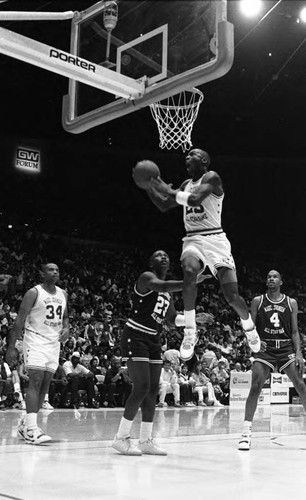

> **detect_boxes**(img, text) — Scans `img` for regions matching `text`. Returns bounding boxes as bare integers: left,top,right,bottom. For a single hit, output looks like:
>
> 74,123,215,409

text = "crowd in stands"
0,223,306,410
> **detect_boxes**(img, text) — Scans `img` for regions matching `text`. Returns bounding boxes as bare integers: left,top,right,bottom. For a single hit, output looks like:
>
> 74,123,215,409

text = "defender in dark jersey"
238,270,306,450
112,250,202,456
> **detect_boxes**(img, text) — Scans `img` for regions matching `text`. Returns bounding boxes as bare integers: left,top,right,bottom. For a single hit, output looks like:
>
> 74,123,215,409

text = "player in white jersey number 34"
6,263,69,445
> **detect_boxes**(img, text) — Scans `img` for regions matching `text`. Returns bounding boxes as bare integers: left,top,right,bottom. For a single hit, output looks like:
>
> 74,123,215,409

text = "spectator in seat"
49,359,68,408
163,342,181,369
89,357,107,406
212,360,230,392
84,318,97,346
0,350,12,408
63,351,95,408
202,344,217,368
104,358,132,408
210,372,227,405
177,363,194,406
244,359,253,372
231,362,242,373
158,360,180,408
210,349,230,371
190,361,223,406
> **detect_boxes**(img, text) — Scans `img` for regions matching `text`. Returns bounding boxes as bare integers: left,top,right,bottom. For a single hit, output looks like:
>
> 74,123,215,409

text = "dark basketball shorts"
254,342,295,373
120,325,163,364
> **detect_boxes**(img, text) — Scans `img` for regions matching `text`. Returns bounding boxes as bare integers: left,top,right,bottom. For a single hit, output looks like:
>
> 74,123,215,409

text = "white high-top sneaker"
242,323,261,353
138,438,167,456
238,433,251,451
180,328,198,361
112,435,142,456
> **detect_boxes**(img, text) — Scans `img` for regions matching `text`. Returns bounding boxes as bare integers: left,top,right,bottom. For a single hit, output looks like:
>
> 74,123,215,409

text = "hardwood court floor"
0,404,306,500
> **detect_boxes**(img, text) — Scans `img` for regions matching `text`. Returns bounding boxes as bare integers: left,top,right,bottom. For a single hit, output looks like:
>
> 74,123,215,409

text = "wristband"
175,314,185,327
175,191,191,206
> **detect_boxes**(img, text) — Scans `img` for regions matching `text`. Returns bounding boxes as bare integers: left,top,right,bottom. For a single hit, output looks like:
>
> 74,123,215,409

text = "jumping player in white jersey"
238,270,306,450
144,148,260,361
6,263,69,444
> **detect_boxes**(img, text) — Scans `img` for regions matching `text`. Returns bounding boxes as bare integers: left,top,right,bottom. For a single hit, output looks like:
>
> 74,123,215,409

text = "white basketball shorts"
181,232,236,277
23,332,60,373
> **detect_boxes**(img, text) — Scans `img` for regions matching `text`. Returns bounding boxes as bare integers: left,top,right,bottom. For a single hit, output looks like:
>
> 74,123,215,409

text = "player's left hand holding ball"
147,177,170,200
151,176,174,197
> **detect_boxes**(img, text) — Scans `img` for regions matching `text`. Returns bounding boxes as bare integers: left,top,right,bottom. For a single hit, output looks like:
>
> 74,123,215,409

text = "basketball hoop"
150,88,204,152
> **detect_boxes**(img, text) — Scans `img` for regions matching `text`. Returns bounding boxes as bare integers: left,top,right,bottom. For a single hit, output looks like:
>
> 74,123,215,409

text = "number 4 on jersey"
270,312,280,328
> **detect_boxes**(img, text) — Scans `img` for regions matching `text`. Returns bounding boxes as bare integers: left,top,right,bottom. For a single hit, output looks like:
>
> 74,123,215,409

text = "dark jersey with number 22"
256,294,292,341
126,285,171,336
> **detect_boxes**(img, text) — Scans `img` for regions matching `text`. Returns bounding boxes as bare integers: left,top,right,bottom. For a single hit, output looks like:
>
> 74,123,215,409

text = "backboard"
62,0,234,133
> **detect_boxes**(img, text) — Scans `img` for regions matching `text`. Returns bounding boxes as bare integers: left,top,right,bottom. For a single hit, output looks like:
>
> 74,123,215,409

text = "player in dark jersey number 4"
112,250,203,456
238,270,306,451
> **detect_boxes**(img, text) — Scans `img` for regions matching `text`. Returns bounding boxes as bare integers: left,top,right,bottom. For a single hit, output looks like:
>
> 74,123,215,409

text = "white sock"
117,417,133,439
207,383,214,401
241,314,254,331
13,383,23,401
14,382,21,392
44,394,49,402
26,413,38,430
184,310,196,330
139,421,153,442
242,421,252,434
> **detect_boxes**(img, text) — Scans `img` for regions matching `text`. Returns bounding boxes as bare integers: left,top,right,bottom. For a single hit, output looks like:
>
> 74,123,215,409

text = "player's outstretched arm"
137,271,205,294
137,271,184,294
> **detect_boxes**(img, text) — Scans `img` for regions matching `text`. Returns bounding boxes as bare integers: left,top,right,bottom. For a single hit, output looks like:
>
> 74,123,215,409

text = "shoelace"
239,434,251,441
247,332,258,342
183,334,197,345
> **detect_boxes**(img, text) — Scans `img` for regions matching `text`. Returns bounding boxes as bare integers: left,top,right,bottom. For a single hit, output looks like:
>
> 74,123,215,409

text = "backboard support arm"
0,26,145,99
0,11,76,21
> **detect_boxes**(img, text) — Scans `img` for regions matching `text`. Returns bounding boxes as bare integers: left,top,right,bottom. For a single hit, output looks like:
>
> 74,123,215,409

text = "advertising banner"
229,372,251,407
270,373,289,403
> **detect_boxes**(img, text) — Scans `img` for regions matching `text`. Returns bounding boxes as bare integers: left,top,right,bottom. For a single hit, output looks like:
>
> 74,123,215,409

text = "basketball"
133,160,160,190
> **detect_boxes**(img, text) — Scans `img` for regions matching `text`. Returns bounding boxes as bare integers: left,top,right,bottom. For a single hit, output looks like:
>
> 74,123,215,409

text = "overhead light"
240,0,263,18
299,7,306,23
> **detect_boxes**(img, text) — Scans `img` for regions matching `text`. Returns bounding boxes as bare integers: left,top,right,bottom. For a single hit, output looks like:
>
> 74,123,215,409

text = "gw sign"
15,147,41,173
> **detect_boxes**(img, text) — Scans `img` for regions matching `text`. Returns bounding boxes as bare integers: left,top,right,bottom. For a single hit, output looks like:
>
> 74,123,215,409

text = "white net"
150,88,204,152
